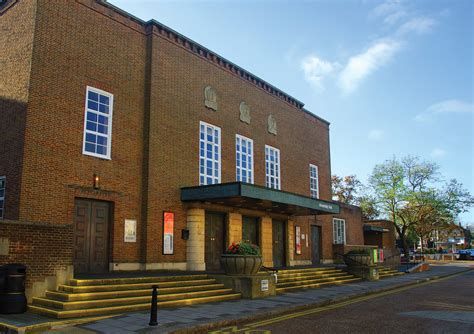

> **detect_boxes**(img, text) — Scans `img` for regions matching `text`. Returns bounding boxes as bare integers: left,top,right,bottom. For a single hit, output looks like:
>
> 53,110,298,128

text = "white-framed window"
333,218,346,245
236,135,254,184
0,176,5,219
265,145,281,190
199,121,221,185
82,86,114,159
309,164,319,199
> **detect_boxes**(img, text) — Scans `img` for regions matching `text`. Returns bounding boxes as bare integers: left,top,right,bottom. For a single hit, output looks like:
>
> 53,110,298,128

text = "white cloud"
301,55,339,90
372,0,406,25
430,148,446,158
368,129,384,141
338,40,401,94
415,100,474,121
427,100,474,114
396,17,436,36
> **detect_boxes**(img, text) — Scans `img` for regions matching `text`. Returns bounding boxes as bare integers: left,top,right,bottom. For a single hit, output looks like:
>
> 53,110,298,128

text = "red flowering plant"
224,242,261,256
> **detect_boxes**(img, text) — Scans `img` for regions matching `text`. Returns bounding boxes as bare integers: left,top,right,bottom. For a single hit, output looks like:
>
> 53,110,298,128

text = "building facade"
0,0,364,295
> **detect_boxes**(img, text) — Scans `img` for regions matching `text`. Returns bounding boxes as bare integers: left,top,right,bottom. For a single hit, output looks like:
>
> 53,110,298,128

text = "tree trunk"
400,230,410,261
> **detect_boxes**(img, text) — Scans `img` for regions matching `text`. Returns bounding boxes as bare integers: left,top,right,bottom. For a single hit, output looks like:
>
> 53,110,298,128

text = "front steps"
276,267,361,293
29,274,241,319
378,266,405,279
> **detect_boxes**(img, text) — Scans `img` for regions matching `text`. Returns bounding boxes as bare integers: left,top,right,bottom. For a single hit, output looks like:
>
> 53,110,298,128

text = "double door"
73,200,110,274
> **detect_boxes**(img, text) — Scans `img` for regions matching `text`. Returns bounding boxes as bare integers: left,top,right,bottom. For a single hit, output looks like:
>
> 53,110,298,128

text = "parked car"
457,249,474,260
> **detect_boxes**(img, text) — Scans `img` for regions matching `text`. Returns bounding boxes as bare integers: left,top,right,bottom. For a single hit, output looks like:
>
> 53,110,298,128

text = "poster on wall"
163,212,174,255
124,219,137,242
295,225,302,255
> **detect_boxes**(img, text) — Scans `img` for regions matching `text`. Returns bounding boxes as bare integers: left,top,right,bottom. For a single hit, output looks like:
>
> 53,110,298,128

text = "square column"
186,208,206,271
227,212,242,246
260,216,273,267
287,219,295,266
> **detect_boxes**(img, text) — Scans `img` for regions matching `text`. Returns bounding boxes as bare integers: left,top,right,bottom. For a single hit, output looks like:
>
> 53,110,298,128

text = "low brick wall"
0,220,74,300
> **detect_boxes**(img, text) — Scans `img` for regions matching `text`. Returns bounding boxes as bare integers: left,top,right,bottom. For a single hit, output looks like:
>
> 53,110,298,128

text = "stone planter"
221,254,263,275
343,254,372,267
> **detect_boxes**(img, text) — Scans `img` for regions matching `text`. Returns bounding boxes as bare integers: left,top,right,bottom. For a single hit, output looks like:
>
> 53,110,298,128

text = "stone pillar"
260,216,273,267
287,219,295,266
186,208,206,271
227,213,242,246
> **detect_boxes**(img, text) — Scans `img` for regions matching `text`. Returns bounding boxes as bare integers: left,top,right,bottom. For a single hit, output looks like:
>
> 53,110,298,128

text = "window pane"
88,101,98,111
85,142,95,153
99,95,109,105
88,91,99,101
86,122,97,132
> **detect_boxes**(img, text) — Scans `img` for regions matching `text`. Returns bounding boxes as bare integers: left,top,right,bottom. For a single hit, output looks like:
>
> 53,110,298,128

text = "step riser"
277,273,348,282
59,279,218,293
276,278,361,293
69,275,209,286
29,294,242,319
277,276,355,288
277,270,342,278
47,284,226,302
33,289,234,310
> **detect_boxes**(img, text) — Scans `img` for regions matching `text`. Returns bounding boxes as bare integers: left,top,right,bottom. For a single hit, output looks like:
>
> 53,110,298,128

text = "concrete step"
277,274,356,288
69,274,209,286
46,283,227,302
29,293,242,319
277,269,342,278
277,267,338,274
276,277,361,293
58,278,218,293
33,288,235,310
277,272,349,283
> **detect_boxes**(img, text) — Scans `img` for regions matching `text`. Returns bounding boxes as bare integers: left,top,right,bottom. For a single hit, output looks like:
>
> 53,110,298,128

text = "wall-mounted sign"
261,279,269,291
295,225,302,255
163,212,174,255
124,219,137,243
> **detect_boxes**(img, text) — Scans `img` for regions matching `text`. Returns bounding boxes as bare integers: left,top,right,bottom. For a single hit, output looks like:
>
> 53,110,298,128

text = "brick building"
0,0,364,297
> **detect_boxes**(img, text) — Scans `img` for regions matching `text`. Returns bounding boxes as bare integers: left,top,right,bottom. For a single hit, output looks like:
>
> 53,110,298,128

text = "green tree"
368,156,474,257
331,174,362,204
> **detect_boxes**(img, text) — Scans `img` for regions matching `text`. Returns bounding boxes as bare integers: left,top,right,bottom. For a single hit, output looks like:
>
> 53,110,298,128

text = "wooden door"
74,200,110,274
242,216,259,245
272,220,286,267
311,225,322,265
205,212,225,272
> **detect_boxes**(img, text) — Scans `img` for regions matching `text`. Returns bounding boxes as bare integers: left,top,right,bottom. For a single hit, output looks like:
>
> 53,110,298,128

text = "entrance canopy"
181,182,339,216
363,225,389,233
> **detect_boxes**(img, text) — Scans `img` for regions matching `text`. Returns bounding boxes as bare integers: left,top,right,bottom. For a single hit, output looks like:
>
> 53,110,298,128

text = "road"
215,270,474,334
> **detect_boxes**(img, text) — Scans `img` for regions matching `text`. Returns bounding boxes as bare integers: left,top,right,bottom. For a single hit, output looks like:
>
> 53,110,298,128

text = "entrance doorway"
205,212,225,272
242,216,259,245
272,219,286,267
311,225,322,265
73,199,110,274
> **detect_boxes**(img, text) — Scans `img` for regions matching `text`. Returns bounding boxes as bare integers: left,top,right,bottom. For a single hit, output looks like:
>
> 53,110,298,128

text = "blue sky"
109,0,473,224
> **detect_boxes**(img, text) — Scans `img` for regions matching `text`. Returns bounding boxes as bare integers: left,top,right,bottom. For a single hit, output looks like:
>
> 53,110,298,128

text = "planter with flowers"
221,242,263,275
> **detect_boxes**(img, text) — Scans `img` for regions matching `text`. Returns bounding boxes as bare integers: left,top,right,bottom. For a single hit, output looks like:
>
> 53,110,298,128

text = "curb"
166,268,473,334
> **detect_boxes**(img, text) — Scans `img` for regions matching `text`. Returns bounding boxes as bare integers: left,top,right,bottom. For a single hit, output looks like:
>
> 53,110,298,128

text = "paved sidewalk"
0,264,472,334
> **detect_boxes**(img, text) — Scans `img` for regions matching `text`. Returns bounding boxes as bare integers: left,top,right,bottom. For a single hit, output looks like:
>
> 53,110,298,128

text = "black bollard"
149,285,158,326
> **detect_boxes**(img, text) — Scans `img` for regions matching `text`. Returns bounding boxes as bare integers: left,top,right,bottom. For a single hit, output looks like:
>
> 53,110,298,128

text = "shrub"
224,242,261,256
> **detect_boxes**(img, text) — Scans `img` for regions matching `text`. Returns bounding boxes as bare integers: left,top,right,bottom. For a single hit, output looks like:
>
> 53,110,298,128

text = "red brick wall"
17,0,147,264
332,203,364,246
0,0,36,220
5,0,336,267
0,220,73,288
